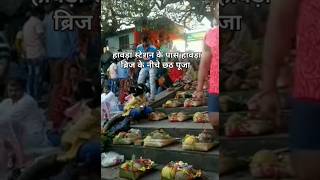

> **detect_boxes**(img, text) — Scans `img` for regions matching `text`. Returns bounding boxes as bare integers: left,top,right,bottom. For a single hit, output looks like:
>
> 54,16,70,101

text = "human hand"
247,90,281,127
192,90,204,101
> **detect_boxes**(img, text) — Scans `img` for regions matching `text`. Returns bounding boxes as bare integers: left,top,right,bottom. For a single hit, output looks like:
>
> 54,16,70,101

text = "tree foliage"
101,0,215,35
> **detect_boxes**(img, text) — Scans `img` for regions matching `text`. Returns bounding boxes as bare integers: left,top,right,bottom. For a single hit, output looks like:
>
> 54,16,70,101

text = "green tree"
101,0,214,35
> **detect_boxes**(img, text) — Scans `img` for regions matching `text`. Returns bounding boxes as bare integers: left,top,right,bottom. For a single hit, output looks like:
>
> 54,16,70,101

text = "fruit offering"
113,129,142,145
193,112,209,123
175,91,193,99
119,157,155,179
250,150,294,178
161,161,204,180
184,99,203,107
182,130,217,152
169,112,190,122
148,112,167,121
162,99,182,108
183,82,197,91
225,113,273,137
143,129,175,147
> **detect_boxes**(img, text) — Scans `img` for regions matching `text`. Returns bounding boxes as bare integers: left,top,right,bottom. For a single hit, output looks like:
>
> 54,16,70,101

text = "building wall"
186,31,206,52
106,32,134,52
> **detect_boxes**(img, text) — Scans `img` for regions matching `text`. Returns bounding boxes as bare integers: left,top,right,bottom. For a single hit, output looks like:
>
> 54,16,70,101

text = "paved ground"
131,118,213,130
111,143,219,155
101,166,219,180
221,171,296,180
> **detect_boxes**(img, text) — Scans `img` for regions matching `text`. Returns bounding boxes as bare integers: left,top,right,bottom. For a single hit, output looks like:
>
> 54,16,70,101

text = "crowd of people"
101,34,199,120
0,1,101,179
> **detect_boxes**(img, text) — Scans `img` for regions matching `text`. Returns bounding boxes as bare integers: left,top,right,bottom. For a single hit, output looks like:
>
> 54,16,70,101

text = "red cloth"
119,79,131,104
168,67,183,83
49,83,73,130
205,28,219,94
294,0,320,101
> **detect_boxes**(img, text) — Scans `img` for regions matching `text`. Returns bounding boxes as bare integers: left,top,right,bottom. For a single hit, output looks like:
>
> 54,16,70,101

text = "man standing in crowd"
22,7,45,100
43,3,78,87
136,36,158,101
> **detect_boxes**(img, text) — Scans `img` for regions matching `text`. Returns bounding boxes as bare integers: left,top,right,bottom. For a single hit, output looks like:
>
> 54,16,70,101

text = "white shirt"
22,16,45,59
101,92,120,113
107,63,117,79
0,94,48,149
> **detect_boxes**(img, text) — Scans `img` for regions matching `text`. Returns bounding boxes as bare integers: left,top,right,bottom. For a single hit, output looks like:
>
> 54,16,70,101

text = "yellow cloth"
122,95,147,116
57,107,100,161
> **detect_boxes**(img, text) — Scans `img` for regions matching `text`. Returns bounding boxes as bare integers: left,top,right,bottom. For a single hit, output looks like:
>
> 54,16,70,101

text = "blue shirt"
43,12,78,59
117,60,129,79
136,44,157,68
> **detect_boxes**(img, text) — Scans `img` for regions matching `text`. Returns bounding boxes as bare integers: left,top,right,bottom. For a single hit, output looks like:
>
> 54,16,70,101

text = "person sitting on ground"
17,84,101,180
183,61,198,83
0,78,50,164
101,87,121,122
157,71,172,93
168,58,184,83
46,80,95,147
106,84,153,136
122,84,153,120
57,82,100,162
63,80,95,126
